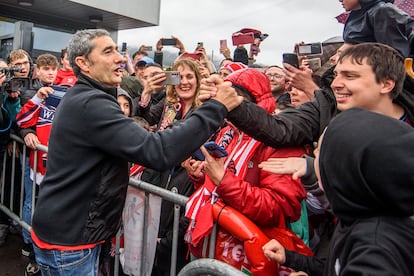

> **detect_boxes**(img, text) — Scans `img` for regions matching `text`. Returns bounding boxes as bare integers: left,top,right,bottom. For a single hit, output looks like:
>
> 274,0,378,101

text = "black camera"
1,66,32,93
1,66,34,108
0,66,21,79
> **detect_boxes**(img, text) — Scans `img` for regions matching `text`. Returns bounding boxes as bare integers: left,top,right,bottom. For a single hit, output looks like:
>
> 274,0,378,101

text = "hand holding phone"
192,142,228,161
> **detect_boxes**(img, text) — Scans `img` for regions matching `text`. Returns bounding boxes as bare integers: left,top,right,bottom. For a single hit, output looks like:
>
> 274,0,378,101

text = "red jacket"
215,126,306,228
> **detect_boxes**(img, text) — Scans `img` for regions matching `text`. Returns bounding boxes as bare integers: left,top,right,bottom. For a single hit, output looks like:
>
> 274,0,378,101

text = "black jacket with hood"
320,108,414,275
31,73,228,246
343,0,414,57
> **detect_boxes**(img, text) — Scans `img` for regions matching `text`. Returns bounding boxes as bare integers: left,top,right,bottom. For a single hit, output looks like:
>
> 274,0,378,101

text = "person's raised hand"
200,146,225,185
259,157,307,180
181,157,205,180
199,74,243,111
283,63,318,99
214,79,243,112
172,36,185,53
199,75,220,102
220,47,231,59
156,38,163,52
146,72,166,93
140,71,166,104
36,86,54,100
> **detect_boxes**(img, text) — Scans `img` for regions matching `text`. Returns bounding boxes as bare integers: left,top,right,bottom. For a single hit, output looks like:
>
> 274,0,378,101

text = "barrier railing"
0,134,234,276
178,258,246,276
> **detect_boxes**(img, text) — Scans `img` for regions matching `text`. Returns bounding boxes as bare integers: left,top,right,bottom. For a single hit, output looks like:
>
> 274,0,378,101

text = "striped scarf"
185,126,262,245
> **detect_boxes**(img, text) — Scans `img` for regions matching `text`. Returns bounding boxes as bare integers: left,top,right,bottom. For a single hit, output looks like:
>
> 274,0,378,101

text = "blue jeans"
33,244,101,276
22,155,33,244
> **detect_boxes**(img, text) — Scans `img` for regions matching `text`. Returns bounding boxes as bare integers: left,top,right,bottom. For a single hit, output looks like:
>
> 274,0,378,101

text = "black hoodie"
320,108,414,275
343,0,414,57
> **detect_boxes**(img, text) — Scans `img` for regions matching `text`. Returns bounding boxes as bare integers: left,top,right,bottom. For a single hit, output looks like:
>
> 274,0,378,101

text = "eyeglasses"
266,73,284,80
12,61,29,68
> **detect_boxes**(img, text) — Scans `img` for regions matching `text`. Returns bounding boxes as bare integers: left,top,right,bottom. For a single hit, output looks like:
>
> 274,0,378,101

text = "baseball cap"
135,56,154,67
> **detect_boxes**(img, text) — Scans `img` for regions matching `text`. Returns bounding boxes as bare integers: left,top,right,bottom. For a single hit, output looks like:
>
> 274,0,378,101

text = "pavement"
0,232,27,276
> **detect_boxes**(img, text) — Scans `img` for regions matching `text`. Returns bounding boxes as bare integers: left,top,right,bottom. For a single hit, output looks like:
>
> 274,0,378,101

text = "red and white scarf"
129,164,145,179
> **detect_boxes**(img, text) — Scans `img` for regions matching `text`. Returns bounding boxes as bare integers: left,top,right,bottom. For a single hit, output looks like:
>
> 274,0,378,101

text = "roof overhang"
0,0,160,33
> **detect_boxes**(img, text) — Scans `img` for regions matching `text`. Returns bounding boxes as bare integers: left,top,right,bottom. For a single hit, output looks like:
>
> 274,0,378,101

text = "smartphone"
163,71,180,85
192,149,205,161
197,42,204,48
192,142,228,161
161,38,177,46
220,39,227,49
121,42,127,52
297,42,323,56
142,45,153,52
181,52,201,61
304,57,322,72
204,142,228,158
231,33,255,46
282,53,299,69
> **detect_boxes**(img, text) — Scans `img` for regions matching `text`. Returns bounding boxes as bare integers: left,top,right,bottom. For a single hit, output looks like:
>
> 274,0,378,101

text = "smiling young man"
200,42,413,148
30,29,242,275
331,43,405,120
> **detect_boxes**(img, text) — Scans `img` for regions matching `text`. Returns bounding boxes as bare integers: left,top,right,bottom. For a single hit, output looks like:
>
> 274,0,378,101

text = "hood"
319,108,414,224
359,0,394,9
225,68,275,114
120,76,142,99
117,87,133,116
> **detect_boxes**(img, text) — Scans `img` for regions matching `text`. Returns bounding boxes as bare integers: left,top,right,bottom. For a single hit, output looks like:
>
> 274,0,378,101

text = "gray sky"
119,0,345,66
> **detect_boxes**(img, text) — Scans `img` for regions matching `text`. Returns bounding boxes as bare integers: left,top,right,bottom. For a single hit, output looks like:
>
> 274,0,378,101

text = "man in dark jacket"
30,29,242,276
341,0,414,57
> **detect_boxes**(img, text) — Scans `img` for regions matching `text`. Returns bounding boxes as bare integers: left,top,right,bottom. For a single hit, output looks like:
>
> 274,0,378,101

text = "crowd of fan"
0,0,414,275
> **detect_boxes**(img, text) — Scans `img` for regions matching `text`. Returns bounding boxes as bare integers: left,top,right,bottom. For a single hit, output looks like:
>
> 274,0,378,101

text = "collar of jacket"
76,73,118,99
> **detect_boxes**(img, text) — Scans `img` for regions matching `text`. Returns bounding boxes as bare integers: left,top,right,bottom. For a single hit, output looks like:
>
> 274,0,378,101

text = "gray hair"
67,29,110,76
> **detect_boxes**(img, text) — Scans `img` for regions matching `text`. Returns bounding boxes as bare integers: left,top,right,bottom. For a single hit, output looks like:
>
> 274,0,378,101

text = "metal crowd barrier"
178,259,246,276
0,134,241,276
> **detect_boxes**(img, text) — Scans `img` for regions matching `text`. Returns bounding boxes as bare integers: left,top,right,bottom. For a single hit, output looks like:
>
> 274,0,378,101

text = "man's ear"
75,56,90,73
380,79,395,95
